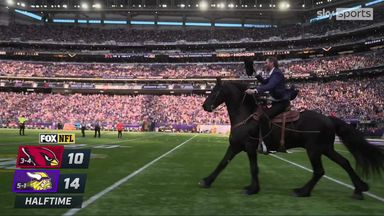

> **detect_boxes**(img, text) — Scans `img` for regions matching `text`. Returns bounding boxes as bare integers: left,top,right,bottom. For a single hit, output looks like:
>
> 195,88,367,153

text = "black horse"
200,78,384,199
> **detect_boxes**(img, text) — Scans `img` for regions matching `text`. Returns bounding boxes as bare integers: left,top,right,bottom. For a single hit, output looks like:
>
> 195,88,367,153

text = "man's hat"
244,59,255,76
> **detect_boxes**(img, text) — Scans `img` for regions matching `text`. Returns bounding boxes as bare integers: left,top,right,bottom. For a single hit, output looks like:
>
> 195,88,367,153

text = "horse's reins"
232,111,260,129
214,104,226,111
232,93,260,129
223,93,255,128
240,93,247,105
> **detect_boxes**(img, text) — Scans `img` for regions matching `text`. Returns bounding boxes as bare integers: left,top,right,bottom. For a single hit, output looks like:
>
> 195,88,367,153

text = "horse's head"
203,78,258,115
202,78,226,112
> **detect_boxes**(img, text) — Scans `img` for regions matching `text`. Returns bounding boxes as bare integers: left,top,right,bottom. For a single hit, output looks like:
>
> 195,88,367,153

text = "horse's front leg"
243,140,260,195
199,145,240,188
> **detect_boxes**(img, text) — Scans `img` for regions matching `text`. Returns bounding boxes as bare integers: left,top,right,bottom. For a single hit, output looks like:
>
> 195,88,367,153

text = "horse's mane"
223,81,256,108
223,81,248,93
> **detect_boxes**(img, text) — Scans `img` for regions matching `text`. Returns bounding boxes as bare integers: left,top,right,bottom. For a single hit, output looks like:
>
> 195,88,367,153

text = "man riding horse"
201,73,383,198
244,57,292,152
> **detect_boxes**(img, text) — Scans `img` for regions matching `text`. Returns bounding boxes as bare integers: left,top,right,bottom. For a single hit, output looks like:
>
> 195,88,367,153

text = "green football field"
0,129,383,215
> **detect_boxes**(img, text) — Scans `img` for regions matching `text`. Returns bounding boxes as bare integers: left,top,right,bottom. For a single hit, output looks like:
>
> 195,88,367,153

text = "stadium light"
20,2,25,7
6,0,14,6
92,3,101,9
278,1,290,10
63,4,67,8
199,1,208,10
228,3,235,8
81,3,89,9
217,3,225,9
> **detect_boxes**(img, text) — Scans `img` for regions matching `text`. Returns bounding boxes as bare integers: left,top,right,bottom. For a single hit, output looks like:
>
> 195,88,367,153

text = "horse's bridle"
209,87,226,112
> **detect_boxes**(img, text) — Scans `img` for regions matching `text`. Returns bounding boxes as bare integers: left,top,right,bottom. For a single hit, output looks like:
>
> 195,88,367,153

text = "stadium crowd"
0,61,242,78
282,54,384,76
1,53,383,78
0,92,228,128
0,77,382,128
0,13,383,43
292,77,383,121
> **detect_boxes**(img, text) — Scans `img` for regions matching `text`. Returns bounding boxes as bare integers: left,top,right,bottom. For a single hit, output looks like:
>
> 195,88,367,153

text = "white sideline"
270,154,384,203
63,134,198,216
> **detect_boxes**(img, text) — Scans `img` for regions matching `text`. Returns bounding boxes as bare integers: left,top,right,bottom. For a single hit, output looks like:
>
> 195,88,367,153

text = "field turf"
0,129,383,215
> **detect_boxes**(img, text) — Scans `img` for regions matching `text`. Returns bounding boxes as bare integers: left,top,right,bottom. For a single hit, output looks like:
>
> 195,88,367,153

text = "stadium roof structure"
2,0,383,26
2,0,372,11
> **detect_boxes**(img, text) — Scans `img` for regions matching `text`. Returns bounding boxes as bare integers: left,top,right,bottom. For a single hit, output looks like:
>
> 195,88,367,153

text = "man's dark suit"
255,68,290,151
256,68,290,101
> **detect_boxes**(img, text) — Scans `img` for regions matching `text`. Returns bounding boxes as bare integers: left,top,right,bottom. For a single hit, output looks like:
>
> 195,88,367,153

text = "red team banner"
16,146,64,169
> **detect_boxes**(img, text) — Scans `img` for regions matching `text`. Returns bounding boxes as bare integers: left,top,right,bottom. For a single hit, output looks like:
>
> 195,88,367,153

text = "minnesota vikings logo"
26,172,52,191
16,146,64,168
12,170,60,193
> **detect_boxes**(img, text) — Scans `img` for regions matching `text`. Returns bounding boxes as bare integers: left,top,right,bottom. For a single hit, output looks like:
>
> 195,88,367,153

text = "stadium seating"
0,77,382,128
0,53,382,78
0,15,383,43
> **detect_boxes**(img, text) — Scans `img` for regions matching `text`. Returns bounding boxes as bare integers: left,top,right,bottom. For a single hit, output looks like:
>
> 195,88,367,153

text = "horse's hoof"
198,179,211,188
360,182,369,192
243,187,260,195
352,191,364,200
243,185,252,190
292,188,310,197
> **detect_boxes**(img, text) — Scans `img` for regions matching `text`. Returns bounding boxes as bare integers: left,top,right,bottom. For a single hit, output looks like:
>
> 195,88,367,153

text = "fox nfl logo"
39,134,75,144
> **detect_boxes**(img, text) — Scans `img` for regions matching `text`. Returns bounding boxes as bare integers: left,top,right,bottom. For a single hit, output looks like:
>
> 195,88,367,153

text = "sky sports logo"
317,8,373,21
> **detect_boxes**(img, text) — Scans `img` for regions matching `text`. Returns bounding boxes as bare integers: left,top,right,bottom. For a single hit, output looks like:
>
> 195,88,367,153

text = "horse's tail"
329,116,384,177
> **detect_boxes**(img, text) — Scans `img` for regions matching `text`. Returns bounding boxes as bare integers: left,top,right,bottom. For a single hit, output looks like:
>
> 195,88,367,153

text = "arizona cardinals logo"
16,146,64,168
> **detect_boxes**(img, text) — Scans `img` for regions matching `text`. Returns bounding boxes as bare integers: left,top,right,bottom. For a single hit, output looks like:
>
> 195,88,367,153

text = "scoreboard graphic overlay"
13,134,91,208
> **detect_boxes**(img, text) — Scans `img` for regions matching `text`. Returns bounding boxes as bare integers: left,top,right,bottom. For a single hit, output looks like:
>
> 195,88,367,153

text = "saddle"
271,106,300,152
272,106,300,123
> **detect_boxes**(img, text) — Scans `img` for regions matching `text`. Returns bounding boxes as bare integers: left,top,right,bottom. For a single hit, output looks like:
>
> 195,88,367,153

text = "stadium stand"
0,77,382,129
0,52,383,78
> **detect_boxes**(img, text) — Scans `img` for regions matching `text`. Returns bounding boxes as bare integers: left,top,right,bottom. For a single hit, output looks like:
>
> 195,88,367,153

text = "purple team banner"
12,170,60,193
